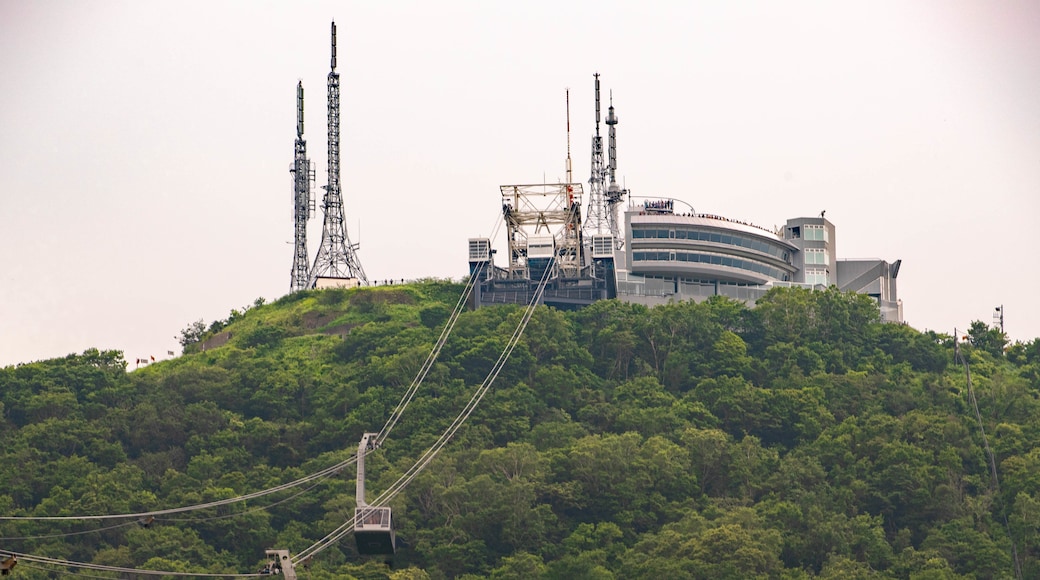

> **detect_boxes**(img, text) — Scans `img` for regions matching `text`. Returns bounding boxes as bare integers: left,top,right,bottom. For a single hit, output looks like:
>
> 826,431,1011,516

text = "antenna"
296,81,304,138
309,20,368,287
565,88,572,184
604,89,627,246
595,73,601,137
585,73,607,235
606,90,617,185
330,20,337,71
290,81,314,292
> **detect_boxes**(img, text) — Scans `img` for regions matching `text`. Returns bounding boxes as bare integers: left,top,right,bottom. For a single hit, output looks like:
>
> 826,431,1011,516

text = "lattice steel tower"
584,73,608,236
290,81,315,293
604,93,628,245
309,21,368,287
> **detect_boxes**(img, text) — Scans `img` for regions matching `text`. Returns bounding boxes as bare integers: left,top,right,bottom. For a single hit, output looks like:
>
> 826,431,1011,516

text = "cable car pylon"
259,549,297,579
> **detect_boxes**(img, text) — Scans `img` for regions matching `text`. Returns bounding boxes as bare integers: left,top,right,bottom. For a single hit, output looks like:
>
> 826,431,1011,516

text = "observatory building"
616,206,902,322
467,74,902,322
469,200,902,323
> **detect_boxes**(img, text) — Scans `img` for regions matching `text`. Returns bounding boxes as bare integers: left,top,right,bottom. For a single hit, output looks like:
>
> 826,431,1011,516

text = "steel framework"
584,73,608,236
290,81,315,293
501,183,585,280
309,21,368,287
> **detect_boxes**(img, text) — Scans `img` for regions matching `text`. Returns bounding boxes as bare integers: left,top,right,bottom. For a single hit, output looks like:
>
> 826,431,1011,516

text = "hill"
1,281,1039,579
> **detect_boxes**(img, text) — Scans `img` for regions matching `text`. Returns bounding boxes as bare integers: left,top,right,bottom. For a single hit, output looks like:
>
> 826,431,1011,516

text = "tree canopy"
1,281,1037,579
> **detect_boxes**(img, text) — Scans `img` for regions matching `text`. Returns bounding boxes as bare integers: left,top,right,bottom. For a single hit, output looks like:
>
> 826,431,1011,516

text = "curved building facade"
614,201,902,322
626,207,798,285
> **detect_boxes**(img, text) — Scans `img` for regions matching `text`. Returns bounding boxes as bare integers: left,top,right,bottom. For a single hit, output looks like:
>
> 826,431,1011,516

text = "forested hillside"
2,281,1039,579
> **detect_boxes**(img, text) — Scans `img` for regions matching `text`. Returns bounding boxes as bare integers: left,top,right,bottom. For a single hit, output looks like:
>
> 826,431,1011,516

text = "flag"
150,355,155,362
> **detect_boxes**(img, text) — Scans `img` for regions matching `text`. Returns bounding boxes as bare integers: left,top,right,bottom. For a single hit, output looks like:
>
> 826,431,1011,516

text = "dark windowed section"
631,227,791,263
632,251,790,281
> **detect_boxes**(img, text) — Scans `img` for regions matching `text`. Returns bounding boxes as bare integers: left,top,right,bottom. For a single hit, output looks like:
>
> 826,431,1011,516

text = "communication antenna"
604,90,627,245
290,81,316,293
308,21,369,287
565,88,573,185
585,73,607,235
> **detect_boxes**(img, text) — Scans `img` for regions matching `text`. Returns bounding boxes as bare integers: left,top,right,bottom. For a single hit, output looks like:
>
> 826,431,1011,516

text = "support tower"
584,73,608,235
290,81,315,293
309,21,368,288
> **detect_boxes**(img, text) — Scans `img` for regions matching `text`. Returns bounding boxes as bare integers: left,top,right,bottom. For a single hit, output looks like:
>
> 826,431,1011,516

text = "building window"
804,268,828,285
630,226,794,262
804,224,828,241
804,247,829,265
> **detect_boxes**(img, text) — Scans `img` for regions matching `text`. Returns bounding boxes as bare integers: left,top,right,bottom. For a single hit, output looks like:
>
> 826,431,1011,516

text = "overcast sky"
2,1,1038,367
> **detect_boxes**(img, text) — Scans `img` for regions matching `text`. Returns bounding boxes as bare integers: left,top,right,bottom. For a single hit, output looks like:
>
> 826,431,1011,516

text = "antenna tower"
309,21,368,287
604,91,627,244
584,73,607,235
290,81,316,292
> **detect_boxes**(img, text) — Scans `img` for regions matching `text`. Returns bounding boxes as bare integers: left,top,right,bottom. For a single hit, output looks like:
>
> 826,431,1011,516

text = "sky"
1,1,1038,367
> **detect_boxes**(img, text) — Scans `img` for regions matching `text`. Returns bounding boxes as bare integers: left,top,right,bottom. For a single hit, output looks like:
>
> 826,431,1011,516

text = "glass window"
804,268,828,285
804,248,829,265
803,224,828,242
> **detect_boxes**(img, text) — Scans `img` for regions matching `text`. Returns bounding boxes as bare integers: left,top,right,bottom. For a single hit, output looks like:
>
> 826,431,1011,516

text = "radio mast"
309,21,368,287
584,73,607,235
290,81,315,293
604,91,627,245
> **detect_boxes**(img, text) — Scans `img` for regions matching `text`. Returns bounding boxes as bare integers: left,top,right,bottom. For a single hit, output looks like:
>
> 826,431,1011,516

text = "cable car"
354,505,395,555
354,433,397,556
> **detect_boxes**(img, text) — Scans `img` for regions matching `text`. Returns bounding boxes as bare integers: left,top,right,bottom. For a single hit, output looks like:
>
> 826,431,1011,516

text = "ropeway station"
468,183,618,310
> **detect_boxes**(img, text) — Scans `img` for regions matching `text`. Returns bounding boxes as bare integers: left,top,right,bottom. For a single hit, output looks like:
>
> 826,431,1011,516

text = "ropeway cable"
0,454,357,522
954,333,1023,580
0,519,140,541
0,467,339,538
0,222,512,575
0,216,504,525
295,257,552,562
18,561,133,579
159,475,332,524
375,213,505,446
4,550,265,577
294,255,554,563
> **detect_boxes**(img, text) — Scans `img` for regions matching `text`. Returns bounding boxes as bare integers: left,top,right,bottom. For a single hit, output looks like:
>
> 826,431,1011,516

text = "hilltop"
1,281,1039,579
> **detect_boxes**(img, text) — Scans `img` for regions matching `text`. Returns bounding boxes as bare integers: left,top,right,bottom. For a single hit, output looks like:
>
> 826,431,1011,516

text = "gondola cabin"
354,506,395,555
